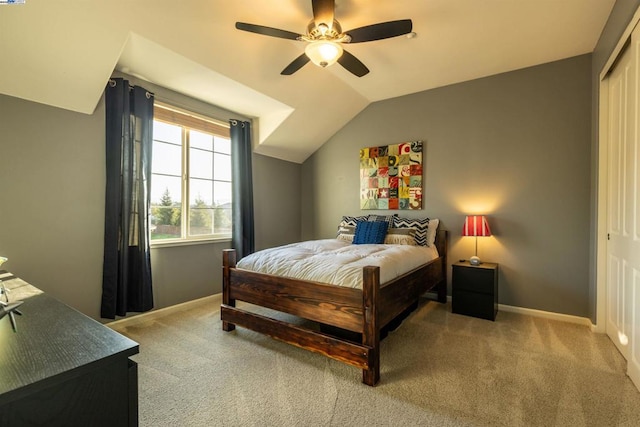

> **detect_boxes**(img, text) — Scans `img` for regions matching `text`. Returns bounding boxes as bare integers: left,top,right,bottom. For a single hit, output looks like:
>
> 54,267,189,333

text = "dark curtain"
230,119,255,259
101,78,154,319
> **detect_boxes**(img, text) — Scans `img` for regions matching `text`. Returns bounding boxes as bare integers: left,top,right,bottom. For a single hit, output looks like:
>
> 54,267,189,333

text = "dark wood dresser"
0,272,139,426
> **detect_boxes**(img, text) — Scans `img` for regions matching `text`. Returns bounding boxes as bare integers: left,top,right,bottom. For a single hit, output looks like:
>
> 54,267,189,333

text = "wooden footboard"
221,230,448,386
222,250,382,384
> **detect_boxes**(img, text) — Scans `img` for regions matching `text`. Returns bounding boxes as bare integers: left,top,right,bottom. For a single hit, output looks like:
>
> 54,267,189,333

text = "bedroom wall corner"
301,54,593,318
589,0,640,325
253,153,302,249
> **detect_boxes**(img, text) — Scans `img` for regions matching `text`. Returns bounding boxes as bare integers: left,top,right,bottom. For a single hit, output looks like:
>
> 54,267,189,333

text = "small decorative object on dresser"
0,259,23,332
452,261,498,321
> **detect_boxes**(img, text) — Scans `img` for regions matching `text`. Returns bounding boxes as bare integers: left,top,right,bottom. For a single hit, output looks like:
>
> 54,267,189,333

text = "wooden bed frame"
221,230,447,386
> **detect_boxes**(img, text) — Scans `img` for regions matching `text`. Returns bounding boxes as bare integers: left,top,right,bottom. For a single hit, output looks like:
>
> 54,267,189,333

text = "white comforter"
236,239,439,289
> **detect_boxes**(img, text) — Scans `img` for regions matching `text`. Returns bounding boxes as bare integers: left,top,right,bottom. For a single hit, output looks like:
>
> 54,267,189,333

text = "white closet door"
607,26,640,388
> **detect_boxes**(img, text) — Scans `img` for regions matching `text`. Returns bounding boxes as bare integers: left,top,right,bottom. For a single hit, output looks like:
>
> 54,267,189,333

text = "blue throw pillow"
353,220,389,244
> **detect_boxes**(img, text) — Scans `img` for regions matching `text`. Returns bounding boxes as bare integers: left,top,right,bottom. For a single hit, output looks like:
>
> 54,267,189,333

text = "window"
150,103,232,242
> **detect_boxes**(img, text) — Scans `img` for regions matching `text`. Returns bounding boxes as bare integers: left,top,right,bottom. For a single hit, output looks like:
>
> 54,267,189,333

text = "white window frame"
150,102,232,246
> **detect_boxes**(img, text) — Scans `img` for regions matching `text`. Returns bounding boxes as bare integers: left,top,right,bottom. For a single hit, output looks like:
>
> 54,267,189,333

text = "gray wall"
1,94,106,318
302,54,592,317
254,154,301,251
589,0,640,322
0,91,301,320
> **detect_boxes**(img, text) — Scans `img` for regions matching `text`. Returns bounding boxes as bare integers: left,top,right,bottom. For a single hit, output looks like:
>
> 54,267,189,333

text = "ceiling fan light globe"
305,41,343,68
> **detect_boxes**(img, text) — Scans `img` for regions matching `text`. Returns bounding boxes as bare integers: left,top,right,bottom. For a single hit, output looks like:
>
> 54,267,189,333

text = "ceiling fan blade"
281,53,311,75
337,50,369,77
345,19,413,43
312,0,335,28
236,22,302,40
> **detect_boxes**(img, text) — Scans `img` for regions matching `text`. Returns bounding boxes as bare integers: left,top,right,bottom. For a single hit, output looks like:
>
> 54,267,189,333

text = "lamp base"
469,256,481,266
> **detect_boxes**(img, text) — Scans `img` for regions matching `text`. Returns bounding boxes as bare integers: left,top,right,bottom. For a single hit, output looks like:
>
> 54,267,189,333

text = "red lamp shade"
462,215,492,237
462,215,491,265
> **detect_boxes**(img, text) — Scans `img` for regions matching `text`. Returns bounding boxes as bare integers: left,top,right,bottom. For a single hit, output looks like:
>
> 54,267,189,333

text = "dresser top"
0,271,139,404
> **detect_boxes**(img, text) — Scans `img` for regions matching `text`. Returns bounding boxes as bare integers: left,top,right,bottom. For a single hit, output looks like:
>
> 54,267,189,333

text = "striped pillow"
339,215,368,228
393,217,439,247
367,214,397,227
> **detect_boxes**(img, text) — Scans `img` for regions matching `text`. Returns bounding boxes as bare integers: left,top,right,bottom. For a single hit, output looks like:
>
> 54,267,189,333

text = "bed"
221,223,447,386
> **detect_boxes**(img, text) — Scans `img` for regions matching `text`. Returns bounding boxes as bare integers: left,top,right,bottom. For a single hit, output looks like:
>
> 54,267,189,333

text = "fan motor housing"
307,19,342,40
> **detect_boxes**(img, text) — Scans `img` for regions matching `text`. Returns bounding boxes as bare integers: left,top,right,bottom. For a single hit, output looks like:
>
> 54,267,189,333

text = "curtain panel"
101,78,154,319
230,119,255,259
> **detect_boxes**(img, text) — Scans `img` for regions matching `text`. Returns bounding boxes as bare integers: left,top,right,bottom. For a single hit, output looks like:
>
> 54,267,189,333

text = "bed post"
436,230,448,303
362,266,380,386
222,249,237,332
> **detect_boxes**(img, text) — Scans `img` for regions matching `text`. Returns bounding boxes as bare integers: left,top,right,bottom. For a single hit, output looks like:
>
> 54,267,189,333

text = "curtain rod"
108,79,153,99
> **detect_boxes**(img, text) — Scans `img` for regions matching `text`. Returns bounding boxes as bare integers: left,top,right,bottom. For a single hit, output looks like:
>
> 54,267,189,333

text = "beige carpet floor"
112,296,640,426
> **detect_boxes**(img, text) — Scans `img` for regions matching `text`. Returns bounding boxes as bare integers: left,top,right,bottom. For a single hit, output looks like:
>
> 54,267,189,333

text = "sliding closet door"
606,26,640,388
606,39,630,360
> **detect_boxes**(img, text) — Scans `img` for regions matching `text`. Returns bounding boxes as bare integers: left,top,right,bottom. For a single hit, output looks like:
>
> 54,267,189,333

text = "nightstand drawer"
452,290,496,321
452,264,497,294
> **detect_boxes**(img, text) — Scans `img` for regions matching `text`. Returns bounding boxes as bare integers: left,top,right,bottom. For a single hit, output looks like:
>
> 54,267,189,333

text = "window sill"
150,237,231,249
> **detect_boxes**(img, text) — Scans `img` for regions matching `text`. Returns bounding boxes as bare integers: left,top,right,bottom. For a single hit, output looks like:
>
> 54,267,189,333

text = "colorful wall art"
359,141,423,210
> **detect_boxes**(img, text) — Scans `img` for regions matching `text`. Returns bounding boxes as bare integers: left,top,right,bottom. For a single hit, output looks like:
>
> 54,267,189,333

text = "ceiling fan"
235,0,413,77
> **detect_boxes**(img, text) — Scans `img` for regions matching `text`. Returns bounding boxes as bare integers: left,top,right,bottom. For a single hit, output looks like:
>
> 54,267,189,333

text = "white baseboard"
445,295,594,328
497,303,593,327
107,294,221,330
111,293,595,330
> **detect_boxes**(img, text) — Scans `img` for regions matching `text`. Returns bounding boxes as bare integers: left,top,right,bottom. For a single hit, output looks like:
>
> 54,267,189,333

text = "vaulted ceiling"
0,0,615,163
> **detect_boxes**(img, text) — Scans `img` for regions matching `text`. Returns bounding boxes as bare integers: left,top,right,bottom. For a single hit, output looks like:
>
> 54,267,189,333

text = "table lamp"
462,215,491,265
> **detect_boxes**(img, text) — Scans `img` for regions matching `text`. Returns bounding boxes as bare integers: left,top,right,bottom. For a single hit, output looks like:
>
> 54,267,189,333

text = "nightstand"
452,261,498,321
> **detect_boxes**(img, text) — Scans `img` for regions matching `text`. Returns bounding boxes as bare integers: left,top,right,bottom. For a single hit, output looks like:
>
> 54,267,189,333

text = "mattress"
236,239,439,289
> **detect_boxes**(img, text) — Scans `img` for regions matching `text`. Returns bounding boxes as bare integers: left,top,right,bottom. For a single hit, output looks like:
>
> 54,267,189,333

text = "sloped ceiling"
0,0,615,163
